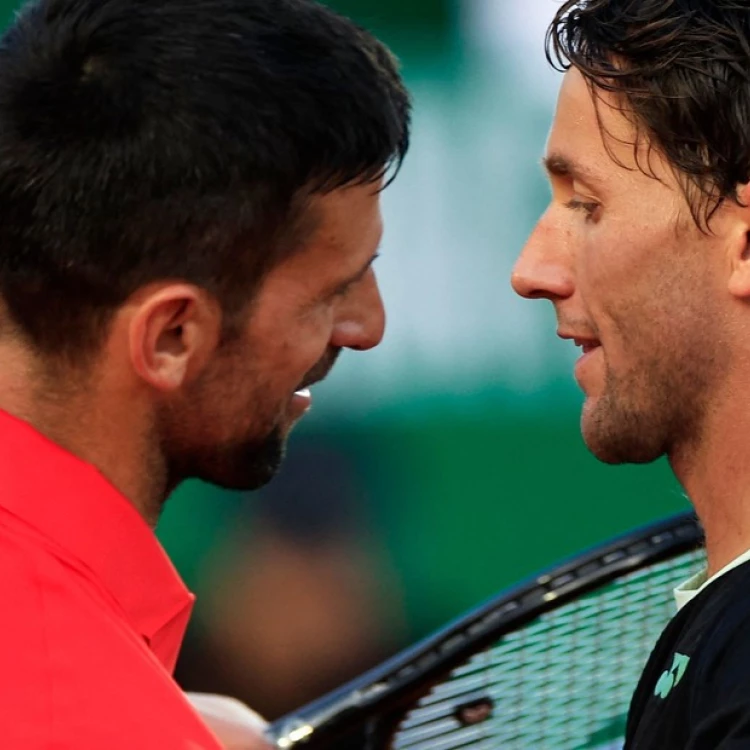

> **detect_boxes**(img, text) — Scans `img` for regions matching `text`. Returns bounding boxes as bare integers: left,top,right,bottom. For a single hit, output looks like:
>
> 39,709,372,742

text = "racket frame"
266,512,703,748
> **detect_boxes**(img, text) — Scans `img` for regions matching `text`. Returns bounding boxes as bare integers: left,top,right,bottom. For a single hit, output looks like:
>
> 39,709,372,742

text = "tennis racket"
265,512,703,749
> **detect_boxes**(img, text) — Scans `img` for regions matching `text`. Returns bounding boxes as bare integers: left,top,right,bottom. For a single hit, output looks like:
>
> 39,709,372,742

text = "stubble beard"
159,346,339,498
581,336,720,466
202,424,287,490
158,357,290,496
164,419,288,493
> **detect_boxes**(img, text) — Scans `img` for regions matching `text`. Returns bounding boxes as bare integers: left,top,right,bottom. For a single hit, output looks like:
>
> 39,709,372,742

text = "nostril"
510,272,538,300
511,268,574,302
527,289,556,300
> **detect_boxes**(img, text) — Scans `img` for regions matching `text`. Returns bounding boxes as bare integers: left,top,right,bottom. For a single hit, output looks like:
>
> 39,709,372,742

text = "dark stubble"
581,312,725,466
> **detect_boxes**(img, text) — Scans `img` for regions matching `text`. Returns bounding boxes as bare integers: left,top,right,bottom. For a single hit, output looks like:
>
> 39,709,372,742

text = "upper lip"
295,354,339,392
295,375,321,391
557,331,601,348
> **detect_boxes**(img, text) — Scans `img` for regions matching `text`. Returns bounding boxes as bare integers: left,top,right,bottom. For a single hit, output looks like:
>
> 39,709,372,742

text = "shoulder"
687,563,750,708
0,512,55,654
0,513,219,748
0,512,72,744
626,563,750,748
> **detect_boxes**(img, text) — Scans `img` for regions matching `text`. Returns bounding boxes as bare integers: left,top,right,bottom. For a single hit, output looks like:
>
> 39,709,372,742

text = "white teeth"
294,388,311,398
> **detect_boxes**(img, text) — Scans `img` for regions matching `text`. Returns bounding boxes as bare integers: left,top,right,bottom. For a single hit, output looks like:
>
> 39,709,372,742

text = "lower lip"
290,388,312,418
574,346,602,382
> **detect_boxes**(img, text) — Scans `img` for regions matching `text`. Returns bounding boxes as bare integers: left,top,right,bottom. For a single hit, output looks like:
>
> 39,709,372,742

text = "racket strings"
390,550,704,750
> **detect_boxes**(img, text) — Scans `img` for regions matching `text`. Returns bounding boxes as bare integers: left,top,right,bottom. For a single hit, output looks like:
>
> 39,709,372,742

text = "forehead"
313,181,384,247
265,182,383,285
300,184,383,281
546,68,674,192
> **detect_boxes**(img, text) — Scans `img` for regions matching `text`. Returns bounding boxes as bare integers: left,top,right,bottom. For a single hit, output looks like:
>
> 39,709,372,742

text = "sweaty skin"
513,68,750,577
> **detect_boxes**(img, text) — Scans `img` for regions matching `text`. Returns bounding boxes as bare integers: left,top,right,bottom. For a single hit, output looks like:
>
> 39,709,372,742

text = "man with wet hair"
513,1,750,747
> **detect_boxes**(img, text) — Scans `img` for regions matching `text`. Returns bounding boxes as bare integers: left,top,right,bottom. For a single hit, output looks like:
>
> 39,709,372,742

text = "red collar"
0,408,194,672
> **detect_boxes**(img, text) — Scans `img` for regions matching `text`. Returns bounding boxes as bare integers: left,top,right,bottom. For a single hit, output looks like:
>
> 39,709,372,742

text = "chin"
176,426,289,491
581,401,665,466
207,462,281,492
227,434,287,490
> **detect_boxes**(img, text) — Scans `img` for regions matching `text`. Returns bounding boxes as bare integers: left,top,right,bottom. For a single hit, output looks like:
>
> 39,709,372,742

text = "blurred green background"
0,0,688,723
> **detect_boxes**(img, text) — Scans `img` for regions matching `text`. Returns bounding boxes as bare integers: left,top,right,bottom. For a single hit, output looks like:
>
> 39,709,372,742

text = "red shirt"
0,409,223,749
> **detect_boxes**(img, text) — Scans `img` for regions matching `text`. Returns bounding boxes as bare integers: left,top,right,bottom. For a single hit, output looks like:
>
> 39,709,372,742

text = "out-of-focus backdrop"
0,0,689,727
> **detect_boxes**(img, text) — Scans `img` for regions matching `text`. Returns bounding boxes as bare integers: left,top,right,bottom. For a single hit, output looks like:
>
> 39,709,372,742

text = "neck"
670,379,750,577
0,341,167,527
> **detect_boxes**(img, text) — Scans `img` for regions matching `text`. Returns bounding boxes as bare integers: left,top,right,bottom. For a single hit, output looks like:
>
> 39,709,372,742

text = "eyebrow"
542,153,604,191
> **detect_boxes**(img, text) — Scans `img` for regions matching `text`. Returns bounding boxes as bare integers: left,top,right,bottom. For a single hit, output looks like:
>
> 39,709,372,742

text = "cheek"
576,229,626,325
584,227,712,372
195,360,265,436
576,225,669,362
260,309,334,383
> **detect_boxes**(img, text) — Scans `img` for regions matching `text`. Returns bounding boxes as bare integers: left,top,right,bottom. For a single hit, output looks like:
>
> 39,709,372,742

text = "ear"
727,183,750,299
127,284,222,392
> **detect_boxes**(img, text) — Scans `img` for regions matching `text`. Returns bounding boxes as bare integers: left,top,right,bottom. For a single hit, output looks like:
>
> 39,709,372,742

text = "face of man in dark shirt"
511,68,736,467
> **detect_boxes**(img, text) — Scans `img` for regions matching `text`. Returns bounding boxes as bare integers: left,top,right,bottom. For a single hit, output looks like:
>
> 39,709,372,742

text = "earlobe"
727,231,750,299
726,185,750,299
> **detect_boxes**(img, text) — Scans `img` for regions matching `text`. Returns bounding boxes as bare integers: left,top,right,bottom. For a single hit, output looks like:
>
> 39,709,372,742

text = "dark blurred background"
0,0,689,732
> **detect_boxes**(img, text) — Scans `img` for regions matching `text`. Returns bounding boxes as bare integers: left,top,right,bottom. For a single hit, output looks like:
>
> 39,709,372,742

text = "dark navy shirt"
627,559,750,749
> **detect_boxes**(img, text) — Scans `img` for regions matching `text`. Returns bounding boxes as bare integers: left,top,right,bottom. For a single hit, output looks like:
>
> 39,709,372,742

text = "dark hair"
546,0,750,228
0,0,410,362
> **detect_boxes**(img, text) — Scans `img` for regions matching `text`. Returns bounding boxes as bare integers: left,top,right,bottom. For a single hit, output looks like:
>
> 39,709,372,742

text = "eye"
564,198,600,223
331,278,357,299
331,259,379,299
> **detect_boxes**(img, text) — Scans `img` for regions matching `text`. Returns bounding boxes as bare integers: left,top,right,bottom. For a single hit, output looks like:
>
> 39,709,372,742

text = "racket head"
266,512,703,749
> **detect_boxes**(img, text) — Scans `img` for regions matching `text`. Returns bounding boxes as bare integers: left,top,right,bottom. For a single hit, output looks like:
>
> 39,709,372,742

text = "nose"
330,269,386,351
511,210,575,301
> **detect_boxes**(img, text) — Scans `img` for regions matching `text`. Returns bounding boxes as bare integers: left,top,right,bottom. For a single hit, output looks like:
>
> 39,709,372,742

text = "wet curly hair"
547,0,750,227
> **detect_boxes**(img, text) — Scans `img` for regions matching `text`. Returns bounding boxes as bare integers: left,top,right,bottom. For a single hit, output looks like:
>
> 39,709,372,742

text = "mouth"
288,350,341,420
573,338,602,355
558,331,603,389
289,386,313,421
561,333,603,390
293,350,339,396
292,376,321,403
557,329,602,353
288,371,328,418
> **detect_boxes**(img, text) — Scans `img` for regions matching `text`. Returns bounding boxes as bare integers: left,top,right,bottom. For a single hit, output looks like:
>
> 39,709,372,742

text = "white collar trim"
674,547,750,611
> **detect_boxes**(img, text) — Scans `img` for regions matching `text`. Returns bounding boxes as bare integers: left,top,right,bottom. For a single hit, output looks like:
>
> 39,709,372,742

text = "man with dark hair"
512,1,750,748
0,0,410,747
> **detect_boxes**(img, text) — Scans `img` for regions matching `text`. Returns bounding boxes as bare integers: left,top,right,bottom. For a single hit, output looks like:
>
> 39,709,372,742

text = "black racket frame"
266,512,703,749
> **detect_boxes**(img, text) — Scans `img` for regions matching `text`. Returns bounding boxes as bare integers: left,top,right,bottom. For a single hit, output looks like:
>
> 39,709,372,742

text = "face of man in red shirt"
0,180,386,525
109,182,386,503
0,0,407,533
